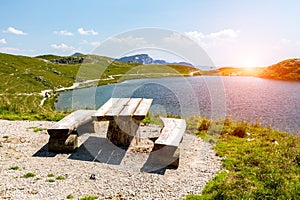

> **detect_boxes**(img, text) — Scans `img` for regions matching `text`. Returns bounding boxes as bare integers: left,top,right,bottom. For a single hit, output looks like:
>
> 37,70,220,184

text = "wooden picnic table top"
93,98,153,120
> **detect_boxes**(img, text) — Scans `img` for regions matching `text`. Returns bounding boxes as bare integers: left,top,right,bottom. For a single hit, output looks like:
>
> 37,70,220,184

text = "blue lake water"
56,76,300,134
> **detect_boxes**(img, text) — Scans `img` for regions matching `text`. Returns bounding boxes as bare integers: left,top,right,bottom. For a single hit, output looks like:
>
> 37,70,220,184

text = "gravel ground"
0,120,222,200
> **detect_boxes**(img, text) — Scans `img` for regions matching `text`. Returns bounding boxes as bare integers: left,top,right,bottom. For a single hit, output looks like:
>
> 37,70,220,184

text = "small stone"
90,174,96,180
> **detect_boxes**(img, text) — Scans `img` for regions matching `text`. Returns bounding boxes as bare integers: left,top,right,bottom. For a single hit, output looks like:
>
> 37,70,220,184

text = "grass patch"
8,166,19,170
56,175,65,180
67,194,74,199
46,179,55,183
80,196,98,200
2,135,9,139
185,117,300,199
22,172,36,178
47,173,54,177
27,126,47,132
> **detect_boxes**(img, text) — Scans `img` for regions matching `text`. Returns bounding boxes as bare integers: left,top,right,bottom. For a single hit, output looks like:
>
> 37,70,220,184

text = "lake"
56,76,300,134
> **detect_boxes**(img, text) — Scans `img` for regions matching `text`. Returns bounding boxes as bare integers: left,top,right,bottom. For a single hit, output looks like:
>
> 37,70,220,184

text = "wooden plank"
119,98,142,116
106,98,130,116
133,98,153,117
155,117,186,147
48,109,96,137
93,98,119,117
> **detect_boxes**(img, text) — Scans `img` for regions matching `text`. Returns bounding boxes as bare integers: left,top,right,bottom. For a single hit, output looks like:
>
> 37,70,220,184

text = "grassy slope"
202,67,266,77
0,53,78,94
185,118,300,200
202,58,300,81
259,58,300,81
0,53,199,120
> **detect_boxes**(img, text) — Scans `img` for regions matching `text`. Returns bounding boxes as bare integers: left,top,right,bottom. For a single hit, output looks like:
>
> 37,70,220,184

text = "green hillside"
0,53,78,94
259,58,300,81
0,52,199,120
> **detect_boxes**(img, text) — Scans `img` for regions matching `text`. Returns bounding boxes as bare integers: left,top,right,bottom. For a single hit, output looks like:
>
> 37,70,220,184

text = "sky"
0,0,300,67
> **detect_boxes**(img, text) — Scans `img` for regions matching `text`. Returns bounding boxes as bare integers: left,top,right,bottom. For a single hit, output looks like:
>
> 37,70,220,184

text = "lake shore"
0,120,222,200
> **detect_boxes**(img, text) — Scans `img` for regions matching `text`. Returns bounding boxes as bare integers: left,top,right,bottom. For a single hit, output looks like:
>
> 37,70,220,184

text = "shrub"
197,118,210,131
67,194,74,199
232,126,246,138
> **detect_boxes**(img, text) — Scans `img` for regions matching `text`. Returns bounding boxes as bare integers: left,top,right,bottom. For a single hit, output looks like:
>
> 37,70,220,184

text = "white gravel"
0,120,222,200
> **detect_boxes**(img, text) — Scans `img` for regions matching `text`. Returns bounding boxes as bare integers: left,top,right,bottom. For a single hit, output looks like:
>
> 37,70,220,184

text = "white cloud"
53,30,73,36
185,29,240,47
0,38,6,44
51,43,77,52
207,29,239,39
5,26,27,35
0,47,21,53
77,27,98,36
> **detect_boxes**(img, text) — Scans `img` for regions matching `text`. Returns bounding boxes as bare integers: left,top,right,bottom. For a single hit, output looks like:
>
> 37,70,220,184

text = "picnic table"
92,98,153,148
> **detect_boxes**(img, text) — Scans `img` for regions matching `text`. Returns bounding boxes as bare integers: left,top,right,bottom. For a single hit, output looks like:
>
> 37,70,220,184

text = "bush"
197,118,210,131
232,126,247,138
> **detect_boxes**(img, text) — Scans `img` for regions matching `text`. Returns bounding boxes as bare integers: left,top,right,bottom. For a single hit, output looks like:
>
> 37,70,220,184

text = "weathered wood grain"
48,110,96,137
155,117,186,147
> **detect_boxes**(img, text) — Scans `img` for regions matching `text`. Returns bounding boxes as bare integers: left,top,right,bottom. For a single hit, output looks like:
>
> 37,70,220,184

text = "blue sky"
0,0,300,67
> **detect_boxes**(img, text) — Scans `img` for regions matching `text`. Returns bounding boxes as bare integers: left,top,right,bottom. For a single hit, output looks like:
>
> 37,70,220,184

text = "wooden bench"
47,109,96,152
153,117,186,168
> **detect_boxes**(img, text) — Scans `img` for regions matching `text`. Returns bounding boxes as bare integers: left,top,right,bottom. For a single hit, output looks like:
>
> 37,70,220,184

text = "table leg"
107,117,140,148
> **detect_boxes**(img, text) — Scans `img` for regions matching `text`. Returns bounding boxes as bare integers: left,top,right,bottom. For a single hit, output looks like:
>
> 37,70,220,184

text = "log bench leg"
48,133,78,153
106,117,140,148
152,144,180,168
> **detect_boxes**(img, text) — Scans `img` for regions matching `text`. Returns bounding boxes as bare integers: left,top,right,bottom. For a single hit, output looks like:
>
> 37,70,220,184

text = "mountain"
72,52,83,56
259,58,300,81
116,54,194,67
116,54,153,64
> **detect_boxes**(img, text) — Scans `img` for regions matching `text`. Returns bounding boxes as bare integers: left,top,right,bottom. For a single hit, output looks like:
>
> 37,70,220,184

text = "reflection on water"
56,76,300,134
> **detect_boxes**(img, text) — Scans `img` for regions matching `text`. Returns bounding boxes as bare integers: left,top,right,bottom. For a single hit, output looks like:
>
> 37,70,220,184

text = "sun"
241,58,259,69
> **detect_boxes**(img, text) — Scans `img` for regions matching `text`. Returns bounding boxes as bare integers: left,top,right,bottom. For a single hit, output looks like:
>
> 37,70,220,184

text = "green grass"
8,166,19,170
47,173,54,177
56,175,66,180
80,196,98,200
27,126,47,132
2,135,9,138
66,194,74,199
46,179,55,183
22,172,36,178
185,117,300,199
